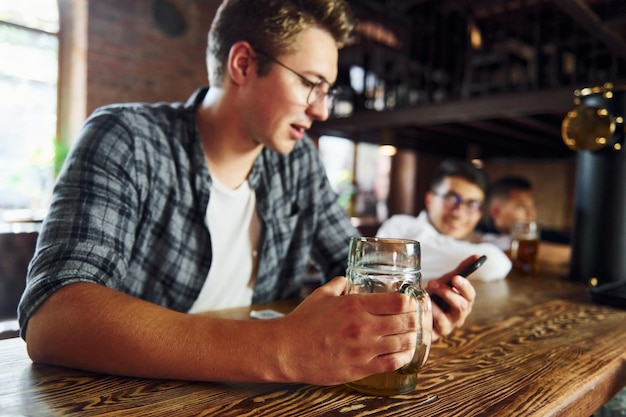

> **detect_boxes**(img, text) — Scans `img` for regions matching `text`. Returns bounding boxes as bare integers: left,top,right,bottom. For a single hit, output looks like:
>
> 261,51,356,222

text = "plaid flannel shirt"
18,88,359,335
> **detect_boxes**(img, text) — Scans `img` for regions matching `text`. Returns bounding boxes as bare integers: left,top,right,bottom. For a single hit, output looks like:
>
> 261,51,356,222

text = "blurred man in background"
476,175,571,268
377,159,512,282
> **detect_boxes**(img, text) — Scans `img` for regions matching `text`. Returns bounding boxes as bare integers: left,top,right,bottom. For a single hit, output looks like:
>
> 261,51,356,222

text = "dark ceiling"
311,0,626,160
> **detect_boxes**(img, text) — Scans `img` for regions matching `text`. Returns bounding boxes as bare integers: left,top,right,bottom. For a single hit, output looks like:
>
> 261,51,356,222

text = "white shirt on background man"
377,211,511,281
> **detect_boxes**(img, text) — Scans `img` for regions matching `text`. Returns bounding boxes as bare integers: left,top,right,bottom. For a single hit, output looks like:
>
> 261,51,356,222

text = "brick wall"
86,0,220,113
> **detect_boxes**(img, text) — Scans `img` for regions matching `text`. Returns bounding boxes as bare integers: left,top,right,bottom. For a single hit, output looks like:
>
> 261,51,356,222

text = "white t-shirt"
188,179,260,313
376,211,511,281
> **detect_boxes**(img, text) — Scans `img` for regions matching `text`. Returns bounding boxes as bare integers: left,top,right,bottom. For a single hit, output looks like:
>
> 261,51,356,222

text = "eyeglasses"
255,49,340,110
433,191,483,214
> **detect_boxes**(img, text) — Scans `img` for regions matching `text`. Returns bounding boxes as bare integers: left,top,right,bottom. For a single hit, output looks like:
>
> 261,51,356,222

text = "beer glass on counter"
344,237,432,396
510,221,540,275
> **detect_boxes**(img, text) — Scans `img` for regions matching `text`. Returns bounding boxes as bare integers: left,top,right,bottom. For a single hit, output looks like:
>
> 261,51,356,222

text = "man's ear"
227,41,255,86
424,191,434,211
489,204,501,219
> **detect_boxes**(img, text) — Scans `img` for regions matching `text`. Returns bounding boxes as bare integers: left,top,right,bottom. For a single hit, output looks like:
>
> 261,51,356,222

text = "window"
0,1,59,219
318,136,392,222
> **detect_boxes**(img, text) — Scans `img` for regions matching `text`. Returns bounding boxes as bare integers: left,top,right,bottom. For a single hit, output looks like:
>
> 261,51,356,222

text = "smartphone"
456,254,487,280
432,255,487,312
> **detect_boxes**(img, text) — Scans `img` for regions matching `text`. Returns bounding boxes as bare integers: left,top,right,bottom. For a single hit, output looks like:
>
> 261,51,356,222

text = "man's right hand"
273,276,419,385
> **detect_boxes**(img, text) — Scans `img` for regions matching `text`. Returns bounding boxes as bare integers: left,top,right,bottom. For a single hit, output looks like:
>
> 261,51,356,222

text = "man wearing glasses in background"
18,0,477,386
378,158,511,281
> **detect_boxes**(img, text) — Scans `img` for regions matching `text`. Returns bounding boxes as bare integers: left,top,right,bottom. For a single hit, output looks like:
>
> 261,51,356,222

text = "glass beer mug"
345,237,432,396
510,221,540,275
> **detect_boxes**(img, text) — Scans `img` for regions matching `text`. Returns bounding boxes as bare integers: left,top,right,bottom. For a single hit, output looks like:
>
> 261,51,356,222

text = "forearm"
25,279,420,386
25,283,286,383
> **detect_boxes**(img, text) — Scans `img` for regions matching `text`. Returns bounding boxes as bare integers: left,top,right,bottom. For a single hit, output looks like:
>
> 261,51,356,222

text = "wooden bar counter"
1,270,625,416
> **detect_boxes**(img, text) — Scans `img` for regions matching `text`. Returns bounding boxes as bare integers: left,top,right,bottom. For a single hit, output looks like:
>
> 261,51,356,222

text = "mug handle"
396,285,432,373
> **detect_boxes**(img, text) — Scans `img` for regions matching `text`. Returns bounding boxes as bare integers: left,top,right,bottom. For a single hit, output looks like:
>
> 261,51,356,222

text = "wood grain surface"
1,271,625,416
